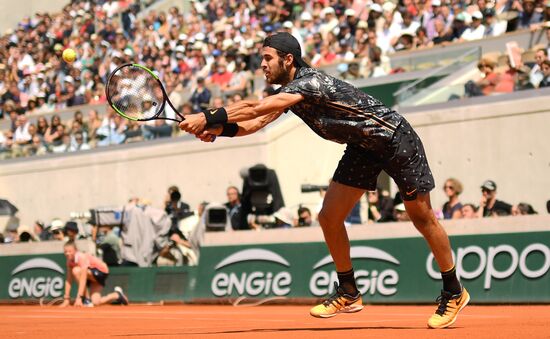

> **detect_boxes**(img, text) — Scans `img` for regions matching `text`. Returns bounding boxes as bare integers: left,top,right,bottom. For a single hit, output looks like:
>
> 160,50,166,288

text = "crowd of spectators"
0,0,549,159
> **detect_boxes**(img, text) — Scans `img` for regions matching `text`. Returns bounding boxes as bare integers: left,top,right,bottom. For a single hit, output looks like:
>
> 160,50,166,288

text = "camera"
301,184,329,193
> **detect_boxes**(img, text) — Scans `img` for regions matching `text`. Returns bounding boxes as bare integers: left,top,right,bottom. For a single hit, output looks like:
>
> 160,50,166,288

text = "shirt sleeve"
280,73,325,102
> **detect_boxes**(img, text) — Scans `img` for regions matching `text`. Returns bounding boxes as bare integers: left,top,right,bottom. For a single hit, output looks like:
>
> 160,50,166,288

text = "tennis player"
179,32,469,329
60,241,128,307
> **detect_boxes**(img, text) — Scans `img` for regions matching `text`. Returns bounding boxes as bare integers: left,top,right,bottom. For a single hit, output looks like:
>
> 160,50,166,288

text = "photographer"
296,206,318,227
164,186,192,230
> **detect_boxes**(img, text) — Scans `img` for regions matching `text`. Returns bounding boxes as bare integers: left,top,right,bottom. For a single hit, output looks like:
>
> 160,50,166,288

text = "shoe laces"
323,282,346,308
435,290,454,316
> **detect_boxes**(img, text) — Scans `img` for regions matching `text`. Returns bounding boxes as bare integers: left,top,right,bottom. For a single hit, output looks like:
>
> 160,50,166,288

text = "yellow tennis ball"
62,48,76,63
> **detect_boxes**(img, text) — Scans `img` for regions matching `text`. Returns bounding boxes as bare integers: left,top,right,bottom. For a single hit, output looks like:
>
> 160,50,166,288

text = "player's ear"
286,54,294,68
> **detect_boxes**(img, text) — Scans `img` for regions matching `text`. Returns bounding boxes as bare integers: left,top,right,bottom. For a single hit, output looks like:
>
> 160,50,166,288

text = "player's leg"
386,118,468,329
89,282,117,305
88,268,128,306
403,193,454,272
310,180,366,318
404,193,470,329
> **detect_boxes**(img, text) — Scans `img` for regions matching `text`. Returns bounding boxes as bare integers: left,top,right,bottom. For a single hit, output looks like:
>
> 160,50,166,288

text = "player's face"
63,245,76,261
261,47,291,85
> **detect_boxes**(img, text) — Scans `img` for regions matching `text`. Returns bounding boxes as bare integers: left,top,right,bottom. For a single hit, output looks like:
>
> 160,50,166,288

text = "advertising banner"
195,232,550,303
0,254,66,300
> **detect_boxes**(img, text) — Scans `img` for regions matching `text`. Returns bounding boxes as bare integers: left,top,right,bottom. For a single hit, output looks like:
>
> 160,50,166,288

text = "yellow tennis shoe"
428,287,470,329
310,282,363,318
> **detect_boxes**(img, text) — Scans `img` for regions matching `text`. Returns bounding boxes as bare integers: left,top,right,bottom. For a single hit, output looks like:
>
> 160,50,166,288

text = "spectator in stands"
529,49,549,88
442,178,464,219
36,116,48,137
539,60,550,88
18,225,35,242
223,60,250,99
461,203,479,219
49,219,66,241
208,61,233,88
12,115,32,156
64,221,80,241
69,131,91,152
28,135,48,156
511,202,538,216
460,11,486,41
482,8,507,37
33,220,49,241
512,0,543,30
366,189,395,223
87,109,102,145
44,114,64,147
465,58,499,97
224,186,243,230
4,223,19,243
393,203,410,222
97,114,127,146
340,62,363,80
52,133,71,153
189,77,211,113
478,180,512,217
450,12,469,41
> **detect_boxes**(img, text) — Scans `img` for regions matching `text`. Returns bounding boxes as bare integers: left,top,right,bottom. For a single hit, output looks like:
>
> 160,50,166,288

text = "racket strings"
108,66,164,120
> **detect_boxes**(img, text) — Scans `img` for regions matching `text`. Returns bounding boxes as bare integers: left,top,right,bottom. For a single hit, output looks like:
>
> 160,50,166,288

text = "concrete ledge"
203,215,550,246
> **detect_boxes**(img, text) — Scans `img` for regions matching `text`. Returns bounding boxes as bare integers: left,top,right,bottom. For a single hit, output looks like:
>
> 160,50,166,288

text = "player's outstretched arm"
179,93,303,135
196,110,284,142
60,264,73,307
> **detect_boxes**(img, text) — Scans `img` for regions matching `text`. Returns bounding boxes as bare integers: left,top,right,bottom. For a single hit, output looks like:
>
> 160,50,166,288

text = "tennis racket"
106,63,185,122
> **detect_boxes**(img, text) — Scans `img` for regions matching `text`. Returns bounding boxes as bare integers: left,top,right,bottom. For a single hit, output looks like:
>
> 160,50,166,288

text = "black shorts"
87,268,109,287
333,119,435,201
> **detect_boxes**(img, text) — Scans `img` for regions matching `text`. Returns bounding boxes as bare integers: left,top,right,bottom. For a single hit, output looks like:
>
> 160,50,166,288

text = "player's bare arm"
74,264,88,307
60,264,73,307
179,92,303,135
196,110,284,142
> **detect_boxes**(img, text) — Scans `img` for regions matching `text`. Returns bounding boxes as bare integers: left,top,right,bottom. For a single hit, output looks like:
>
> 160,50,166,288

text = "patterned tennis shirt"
280,67,404,151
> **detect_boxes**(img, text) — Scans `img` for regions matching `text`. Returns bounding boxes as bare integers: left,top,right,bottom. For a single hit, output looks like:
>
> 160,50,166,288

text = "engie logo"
211,248,292,297
426,243,550,289
8,258,65,299
309,246,400,297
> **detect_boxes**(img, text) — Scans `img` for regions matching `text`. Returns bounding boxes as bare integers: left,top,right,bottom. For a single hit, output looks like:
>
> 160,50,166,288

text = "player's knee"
72,266,81,277
91,295,101,306
410,210,438,231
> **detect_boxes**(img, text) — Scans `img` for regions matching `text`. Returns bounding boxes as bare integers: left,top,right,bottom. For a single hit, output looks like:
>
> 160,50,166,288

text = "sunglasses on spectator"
444,185,454,190
52,230,62,234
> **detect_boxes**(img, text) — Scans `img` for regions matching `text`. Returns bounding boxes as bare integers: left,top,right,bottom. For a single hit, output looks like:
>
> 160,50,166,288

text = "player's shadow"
114,326,453,336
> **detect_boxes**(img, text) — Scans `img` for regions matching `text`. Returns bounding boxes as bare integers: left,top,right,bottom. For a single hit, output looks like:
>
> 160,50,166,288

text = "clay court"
2,304,550,338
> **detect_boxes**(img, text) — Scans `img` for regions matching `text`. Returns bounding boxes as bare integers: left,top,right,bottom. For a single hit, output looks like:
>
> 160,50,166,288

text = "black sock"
337,269,359,296
441,266,462,295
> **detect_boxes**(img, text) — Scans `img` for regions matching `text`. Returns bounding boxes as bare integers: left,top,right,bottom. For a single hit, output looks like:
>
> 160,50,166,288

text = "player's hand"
59,299,70,308
196,126,223,143
73,297,83,307
179,113,207,135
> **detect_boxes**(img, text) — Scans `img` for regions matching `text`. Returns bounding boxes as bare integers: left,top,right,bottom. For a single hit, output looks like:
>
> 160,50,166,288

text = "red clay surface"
2,304,550,339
